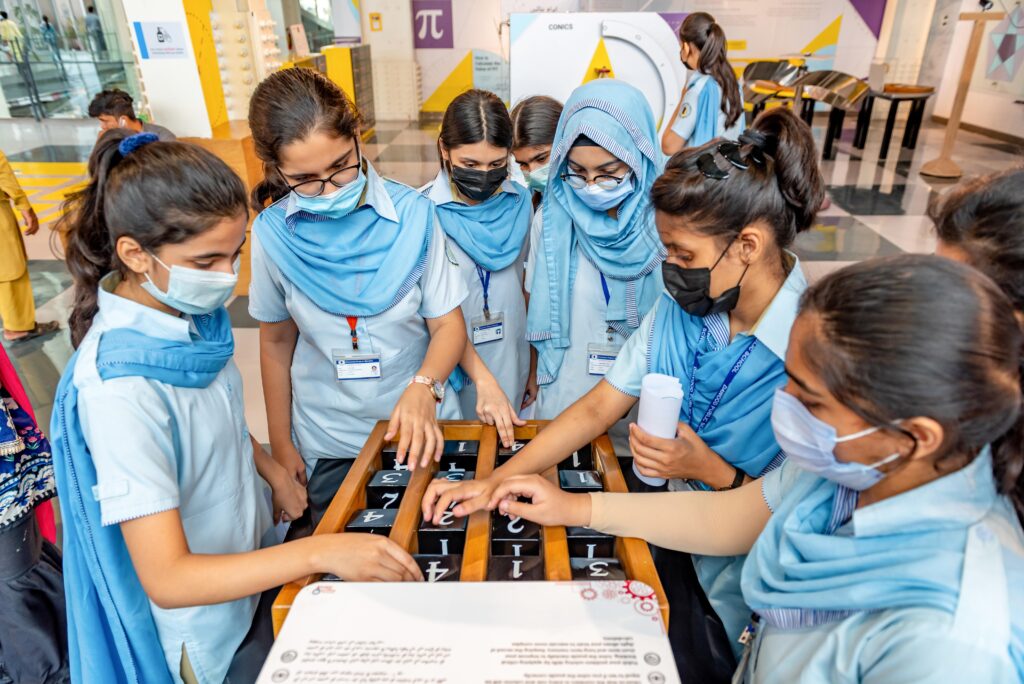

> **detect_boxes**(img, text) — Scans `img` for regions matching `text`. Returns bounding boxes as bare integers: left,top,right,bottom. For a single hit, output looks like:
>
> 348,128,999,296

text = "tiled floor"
1,113,1021,442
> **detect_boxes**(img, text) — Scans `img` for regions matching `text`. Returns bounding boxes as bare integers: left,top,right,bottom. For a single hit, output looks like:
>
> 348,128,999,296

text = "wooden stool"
853,85,935,159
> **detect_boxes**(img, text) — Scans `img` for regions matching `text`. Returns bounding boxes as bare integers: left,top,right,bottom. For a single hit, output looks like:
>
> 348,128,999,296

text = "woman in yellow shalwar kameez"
0,150,58,342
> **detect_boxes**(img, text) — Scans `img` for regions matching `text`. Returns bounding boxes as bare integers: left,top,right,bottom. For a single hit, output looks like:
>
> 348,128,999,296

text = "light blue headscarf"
434,179,531,272
254,174,433,317
527,79,666,385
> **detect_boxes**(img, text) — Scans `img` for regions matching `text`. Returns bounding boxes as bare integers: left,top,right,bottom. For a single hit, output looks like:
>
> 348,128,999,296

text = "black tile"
826,183,932,216
226,296,259,328
8,145,94,163
373,144,439,163
793,216,903,261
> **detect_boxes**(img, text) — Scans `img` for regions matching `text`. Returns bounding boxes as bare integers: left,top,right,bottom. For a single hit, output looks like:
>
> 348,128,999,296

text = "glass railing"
1,25,139,119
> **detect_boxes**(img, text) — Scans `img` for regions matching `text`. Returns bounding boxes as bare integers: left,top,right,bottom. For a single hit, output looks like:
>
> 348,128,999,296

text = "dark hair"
438,89,512,164
802,255,1024,524
679,12,742,130
248,68,362,212
1,12,8,20
510,95,562,150
88,89,136,120
60,129,247,347
87,6,95,12
43,15,50,23
650,107,824,258
930,167,1024,312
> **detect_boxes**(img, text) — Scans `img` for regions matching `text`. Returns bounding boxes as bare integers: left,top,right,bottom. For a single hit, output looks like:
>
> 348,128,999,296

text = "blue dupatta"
51,308,233,684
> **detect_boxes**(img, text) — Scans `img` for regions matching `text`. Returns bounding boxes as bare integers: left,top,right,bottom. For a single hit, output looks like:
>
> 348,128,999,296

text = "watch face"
432,380,445,402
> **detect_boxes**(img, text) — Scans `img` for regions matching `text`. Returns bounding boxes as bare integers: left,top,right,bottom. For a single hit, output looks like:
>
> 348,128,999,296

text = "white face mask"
569,173,635,212
141,253,239,316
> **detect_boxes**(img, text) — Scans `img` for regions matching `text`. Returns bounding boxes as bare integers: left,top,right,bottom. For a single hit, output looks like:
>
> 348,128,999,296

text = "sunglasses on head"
695,142,751,180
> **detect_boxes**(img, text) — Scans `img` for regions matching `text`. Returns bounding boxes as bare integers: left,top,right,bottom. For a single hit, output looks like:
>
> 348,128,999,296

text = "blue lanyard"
599,273,611,307
475,265,492,317
686,327,759,434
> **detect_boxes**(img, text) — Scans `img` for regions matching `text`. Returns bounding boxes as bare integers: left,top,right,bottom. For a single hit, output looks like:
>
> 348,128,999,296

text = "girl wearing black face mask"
421,89,533,448
426,107,824,683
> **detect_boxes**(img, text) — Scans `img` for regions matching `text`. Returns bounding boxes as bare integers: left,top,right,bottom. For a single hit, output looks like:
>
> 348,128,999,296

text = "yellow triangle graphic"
581,37,616,85
422,51,474,113
802,15,842,54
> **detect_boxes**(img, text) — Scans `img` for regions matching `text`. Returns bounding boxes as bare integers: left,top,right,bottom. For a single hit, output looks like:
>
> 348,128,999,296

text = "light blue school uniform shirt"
605,256,806,658
671,71,745,146
422,171,531,418
741,452,1024,683
249,163,467,466
524,210,639,451
73,274,274,684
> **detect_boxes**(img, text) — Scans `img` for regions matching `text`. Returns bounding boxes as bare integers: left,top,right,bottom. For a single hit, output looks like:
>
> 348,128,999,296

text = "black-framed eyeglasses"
560,171,629,190
695,142,751,181
282,154,363,198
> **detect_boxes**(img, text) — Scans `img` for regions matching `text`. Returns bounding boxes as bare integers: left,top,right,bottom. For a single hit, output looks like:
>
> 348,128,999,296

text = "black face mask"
662,241,748,317
450,163,507,202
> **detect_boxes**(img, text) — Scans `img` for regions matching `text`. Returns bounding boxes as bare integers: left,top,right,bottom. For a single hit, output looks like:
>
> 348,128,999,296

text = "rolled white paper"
633,373,684,487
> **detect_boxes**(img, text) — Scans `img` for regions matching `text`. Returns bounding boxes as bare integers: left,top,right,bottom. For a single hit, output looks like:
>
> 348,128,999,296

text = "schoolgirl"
490,255,1024,683
426,107,824,681
662,12,745,155
510,95,563,199
247,68,467,528
421,89,531,445
53,130,420,684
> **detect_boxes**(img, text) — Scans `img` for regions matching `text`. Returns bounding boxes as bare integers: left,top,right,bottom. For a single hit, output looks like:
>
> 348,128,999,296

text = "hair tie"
118,132,159,157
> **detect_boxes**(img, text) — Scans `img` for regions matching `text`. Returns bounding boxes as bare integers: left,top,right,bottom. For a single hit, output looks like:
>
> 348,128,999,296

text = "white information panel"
259,580,678,683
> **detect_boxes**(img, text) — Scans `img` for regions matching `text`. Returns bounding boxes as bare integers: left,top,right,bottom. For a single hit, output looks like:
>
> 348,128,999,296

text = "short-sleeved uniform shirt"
74,273,274,684
743,457,1024,683
249,164,468,466
671,72,745,146
422,171,531,418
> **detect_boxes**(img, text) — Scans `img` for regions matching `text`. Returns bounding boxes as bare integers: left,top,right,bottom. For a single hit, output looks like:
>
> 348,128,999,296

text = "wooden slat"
271,422,387,635
461,423,496,581
541,464,572,581
594,434,670,627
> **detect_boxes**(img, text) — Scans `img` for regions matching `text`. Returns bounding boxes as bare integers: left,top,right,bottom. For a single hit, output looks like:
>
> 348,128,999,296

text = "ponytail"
59,128,248,347
651,107,824,254
680,12,742,129
62,130,124,348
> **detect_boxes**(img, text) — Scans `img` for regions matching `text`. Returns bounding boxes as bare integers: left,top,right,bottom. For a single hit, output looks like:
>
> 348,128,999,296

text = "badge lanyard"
686,327,758,433
475,265,492,319
346,316,359,350
599,273,614,343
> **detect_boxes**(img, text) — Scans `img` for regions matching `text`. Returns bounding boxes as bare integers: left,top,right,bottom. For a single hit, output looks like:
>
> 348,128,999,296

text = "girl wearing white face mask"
54,131,422,684
486,255,1024,683
511,95,563,206
247,68,468,534
522,80,665,443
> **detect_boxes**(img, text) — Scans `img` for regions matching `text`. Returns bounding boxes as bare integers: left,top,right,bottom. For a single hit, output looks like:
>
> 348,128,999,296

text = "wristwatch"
719,466,746,491
409,375,445,404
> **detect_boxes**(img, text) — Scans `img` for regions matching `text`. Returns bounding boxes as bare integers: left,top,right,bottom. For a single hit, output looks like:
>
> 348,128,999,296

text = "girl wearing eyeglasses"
662,12,745,155
421,89,531,447
424,107,823,682
247,69,468,533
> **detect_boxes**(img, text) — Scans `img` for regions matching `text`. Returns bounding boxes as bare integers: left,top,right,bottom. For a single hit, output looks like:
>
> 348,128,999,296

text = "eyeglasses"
695,142,751,181
561,172,629,190
282,155,362,198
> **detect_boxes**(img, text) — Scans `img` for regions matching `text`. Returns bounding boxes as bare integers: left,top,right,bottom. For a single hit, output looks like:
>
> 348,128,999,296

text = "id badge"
333,350,382,380
586,343,621,376
472,312,504,346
